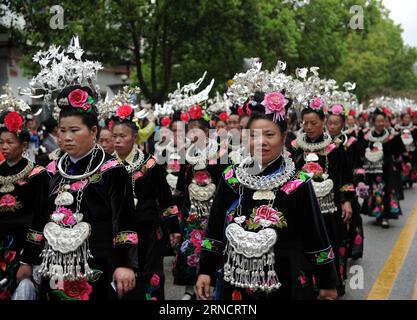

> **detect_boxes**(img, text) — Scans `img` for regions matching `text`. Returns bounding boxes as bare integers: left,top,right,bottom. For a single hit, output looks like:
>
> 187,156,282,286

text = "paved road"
163,187,417,300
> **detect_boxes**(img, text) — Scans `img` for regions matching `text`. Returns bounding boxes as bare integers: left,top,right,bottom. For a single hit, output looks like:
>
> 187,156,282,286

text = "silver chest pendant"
252,190,276,201
54,185,74,206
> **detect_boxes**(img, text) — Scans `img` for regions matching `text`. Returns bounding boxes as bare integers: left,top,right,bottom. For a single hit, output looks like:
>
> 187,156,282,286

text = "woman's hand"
196,274,212,300
16,264,33,284
341,201,353,224
112,267,136,299
318,288,338,300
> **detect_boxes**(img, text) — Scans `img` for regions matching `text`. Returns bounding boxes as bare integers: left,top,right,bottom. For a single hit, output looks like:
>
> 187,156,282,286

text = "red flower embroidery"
189,105,202,120
180,112,190,122
189,229,204,248
150,274,160,287
4,250,16,263
194,171,210,185
218,112,229,122
0,290,11,300
0,194,17,207
232,290,242,300
302,162,324,175
63,280,93,300
254,205,279,224
116,105,133,120
161,116,171,127
4,112,23,133
68,89,89,108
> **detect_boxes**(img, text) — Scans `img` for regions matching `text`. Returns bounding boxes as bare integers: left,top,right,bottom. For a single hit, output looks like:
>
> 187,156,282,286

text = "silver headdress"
23,36,103,119
157,72,215,117
0,84,31,114
206,92,232,116
97,85,148,122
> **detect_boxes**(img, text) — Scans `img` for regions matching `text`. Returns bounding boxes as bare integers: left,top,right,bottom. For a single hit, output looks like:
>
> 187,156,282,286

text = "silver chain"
56,145,101,214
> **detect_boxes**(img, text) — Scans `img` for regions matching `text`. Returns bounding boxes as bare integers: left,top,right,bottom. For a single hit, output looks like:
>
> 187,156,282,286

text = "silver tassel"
38,240,94,284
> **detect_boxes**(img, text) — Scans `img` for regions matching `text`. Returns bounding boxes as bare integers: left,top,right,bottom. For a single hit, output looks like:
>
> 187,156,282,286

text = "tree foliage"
3,0,417,103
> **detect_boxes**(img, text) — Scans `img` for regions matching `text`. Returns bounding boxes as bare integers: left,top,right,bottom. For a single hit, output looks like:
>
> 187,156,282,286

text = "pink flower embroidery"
68,89,89,108
227,214,233,223
171,206,179,215
146,158,156,169
187,253,200,268
262,91,288,122
331,104,344,115
310,97,324,110
347,137,357,146
70,180,88,191
327,248,335,260
4,250,16,263
189,229,204,248
355,169,365,175
281,179,303,195
34,234,44,242
15,180,27,186
100,160,119,173
127,233,138,244
354,235,363,246
133,170,144,180
46,161,57,175
52,207,76,226
302,162,324,175
150,274,160,287
0,194,17,207
194,171,210,185
326,143,336,154
299,275,307,286
167,160,180,172
291,139,298,148
63,279,93,300
224,168,234,180
28,167,43,178
254,205,279,224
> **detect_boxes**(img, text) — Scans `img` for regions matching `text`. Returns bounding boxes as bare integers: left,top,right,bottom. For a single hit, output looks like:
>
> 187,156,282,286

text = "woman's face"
112,124,137,159
402,114,411,126
346,116,356,128
373,115,386,132
0,132,27,163
227,115,240,130
303,112,324,140
327,115,344,137
215,120,227,132
171,121,185,147
59,116,97,158
98,128,114,154
249,119,284,166
239,116,249,130
187,121,208,149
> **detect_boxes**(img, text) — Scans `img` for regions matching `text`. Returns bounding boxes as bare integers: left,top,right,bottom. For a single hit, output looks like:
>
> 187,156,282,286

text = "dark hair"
43,117,58,134
401,113,411,119
57,85,99,129
372,108,387,122
245,92,290,134
327,113,346,123
188,118,210,131
0,128,30,144
0,112,30,144
301,108,326,121
112,119,138,136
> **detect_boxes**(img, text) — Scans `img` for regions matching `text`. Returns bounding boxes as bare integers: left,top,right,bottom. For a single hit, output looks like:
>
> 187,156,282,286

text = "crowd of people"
0,38,417,301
